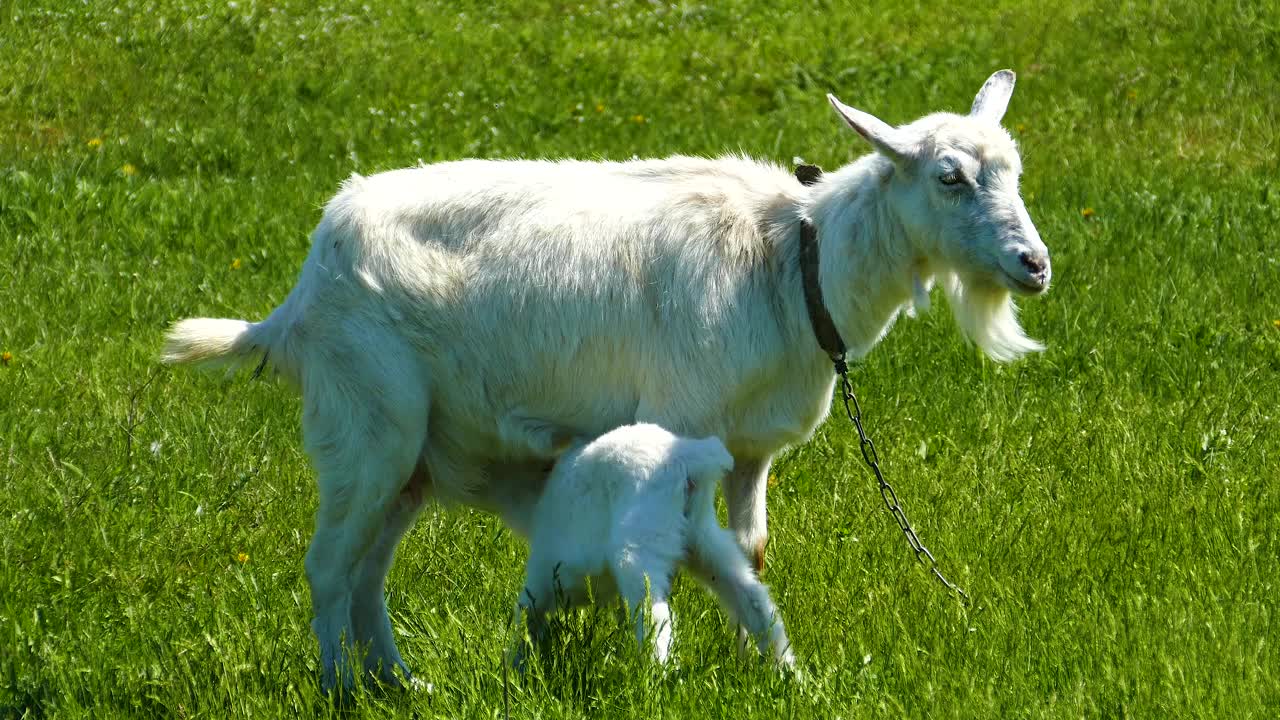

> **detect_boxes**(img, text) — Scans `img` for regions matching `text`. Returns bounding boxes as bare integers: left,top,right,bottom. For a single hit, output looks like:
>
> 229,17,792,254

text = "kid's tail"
681,436,734,518
683,436,734,484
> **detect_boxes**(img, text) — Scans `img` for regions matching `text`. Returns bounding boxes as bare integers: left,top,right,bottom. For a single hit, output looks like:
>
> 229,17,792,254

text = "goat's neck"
803,156,915,360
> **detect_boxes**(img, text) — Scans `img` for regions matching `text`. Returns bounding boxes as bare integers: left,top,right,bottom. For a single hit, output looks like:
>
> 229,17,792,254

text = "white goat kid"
509,423,795,671
162,70,1049,691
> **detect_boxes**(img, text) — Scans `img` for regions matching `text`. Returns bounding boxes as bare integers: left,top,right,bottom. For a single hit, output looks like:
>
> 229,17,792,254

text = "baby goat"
510,424,795,671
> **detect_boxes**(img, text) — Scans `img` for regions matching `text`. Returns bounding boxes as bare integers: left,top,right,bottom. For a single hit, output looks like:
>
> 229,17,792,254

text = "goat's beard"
942,272,1044,362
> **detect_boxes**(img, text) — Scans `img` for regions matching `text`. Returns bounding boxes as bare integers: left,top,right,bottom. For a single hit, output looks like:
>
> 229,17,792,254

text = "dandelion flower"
1015,123,1027,133
230,258,242,270
1081,208,1096,219
0,351,11,366
1273,319,1280,330
121,163,138,176
595,103,605,113
767,473,778,488
237,552,249,564
87,137,103,149
631,114,645,124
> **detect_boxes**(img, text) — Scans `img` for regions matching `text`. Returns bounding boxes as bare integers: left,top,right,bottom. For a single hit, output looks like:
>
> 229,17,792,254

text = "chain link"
835,360,970,604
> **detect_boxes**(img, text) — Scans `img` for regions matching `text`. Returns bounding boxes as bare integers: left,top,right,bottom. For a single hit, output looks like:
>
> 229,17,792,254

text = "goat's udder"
401,461,432,506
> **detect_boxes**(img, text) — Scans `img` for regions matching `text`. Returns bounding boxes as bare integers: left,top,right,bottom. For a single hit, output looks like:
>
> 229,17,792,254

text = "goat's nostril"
1019,251,1047,275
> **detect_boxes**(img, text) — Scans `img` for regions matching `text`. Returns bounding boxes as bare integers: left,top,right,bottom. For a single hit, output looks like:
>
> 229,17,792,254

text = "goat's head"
828,70,1050,361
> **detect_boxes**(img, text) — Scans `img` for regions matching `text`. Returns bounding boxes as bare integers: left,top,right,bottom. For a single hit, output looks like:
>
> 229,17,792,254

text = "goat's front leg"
721,455,772,573
720,455,772,661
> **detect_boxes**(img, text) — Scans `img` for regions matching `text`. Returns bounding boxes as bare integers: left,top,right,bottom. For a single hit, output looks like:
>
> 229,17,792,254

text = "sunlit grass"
2,1,1277,717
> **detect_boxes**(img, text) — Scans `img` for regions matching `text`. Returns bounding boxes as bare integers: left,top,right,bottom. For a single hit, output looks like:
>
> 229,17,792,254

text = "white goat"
162,70,1050,690
508,423,795,671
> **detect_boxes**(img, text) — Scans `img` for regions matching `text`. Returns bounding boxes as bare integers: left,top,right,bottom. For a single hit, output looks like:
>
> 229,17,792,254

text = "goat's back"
286,158,820,466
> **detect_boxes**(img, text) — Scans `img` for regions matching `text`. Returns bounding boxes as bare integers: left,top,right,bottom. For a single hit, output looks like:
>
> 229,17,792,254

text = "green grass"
2,1,1278,717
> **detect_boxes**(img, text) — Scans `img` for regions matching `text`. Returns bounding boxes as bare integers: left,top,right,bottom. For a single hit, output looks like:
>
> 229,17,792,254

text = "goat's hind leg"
302,351,427,693
349,460,432,687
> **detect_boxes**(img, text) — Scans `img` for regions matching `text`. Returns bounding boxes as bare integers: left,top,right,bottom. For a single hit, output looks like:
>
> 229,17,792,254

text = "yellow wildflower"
121,163,138,176
1273,319,1280,330
767,473,778,488
1081,208,1096,219
236,552,249,564
0,351,11,366
595,103,605,113
230,258,242,270
87,137,103,149
631,114,645,124
1015,123,1026,134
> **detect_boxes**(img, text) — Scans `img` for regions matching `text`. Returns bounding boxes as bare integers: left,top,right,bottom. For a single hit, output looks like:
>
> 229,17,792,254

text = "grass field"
3,1,1278,717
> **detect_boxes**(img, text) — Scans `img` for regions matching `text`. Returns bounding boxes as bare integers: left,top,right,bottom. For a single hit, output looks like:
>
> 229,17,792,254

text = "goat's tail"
162,318,256,367
161,308,297,382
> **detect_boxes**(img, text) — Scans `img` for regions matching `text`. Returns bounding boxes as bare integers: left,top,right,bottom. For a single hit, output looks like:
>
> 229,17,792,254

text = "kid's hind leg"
686,522,796,671
611,550,676,664
302,356,427,692
349,460,432,686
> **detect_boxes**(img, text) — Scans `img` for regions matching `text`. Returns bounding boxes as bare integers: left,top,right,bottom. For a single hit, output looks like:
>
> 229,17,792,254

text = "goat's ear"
970,69,1016,123
827,94,915,164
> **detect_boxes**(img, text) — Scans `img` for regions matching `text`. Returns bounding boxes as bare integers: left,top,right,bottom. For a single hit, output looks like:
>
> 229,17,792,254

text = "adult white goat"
163,70,1050,690
509,423,795,672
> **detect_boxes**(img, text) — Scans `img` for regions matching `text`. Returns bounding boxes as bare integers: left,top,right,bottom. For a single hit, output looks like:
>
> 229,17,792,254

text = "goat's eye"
939,171,964,186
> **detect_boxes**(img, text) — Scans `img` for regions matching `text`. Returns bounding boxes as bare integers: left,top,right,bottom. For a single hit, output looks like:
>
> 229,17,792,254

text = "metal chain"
834,359,971,604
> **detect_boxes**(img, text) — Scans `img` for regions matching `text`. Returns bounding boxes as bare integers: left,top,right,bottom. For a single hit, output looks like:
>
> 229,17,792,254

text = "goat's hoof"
379,670,418,692
508,643,532,677
319,671,357,697
775,652,803,682
359,656,416,692
320,679,359,707
735,628,754,661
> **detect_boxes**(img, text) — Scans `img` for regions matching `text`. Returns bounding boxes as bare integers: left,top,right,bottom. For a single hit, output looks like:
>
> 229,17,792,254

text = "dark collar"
795,165,848,372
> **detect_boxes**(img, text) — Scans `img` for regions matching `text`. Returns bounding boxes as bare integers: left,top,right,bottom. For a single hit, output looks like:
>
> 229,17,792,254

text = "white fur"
160,318,253,367
508,423,795,670
161,71,1049,690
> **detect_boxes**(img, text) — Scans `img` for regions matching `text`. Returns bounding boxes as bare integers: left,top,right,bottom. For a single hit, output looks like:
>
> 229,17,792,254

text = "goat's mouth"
998,268,1050,296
